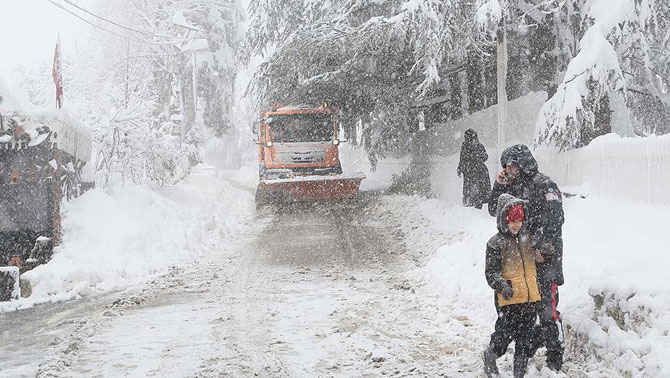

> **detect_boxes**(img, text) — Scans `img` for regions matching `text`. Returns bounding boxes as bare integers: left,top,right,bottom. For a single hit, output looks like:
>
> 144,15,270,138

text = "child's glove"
541,243,555,258
501,285,514,300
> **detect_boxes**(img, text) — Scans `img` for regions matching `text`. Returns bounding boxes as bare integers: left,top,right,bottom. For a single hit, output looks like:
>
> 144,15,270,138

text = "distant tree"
244,0,472,164
246,0,670,155
66,0,243,186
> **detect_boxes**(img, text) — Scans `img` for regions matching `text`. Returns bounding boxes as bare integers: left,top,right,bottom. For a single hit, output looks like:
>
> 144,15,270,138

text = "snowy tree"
244,0,473,163
244,0,670,154
536,0,670,149
64,0,243,186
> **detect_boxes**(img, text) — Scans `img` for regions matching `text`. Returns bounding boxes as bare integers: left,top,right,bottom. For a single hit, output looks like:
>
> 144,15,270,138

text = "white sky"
0,0,96,82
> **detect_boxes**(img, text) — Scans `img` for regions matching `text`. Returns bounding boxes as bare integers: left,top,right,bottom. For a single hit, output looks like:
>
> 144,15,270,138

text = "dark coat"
485,194,541,307
488,144,565,285
457,130,491,208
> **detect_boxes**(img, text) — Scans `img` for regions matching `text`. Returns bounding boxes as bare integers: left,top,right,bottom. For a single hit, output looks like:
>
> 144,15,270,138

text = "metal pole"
193,51,197,110
52,148,62,246
496,19,508,152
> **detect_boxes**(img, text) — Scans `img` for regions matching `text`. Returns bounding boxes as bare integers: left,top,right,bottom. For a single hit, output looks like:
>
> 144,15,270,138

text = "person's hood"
500,144,538,176
464,129,478,143
496,193,527,234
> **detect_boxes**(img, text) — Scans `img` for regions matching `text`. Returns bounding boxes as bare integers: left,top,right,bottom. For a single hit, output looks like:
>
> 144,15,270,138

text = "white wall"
429,90,670,206
534,134,670,205
428,91,547,156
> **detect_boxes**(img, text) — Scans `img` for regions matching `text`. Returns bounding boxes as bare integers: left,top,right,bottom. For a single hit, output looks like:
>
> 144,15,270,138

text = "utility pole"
496,18,508,153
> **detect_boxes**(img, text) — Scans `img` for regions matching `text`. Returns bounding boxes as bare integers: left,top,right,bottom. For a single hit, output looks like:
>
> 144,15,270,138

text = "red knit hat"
505,204,524,223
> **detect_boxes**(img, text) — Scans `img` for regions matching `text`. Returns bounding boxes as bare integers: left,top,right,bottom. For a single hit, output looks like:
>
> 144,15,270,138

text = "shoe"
546,358,562,372
529,324,543,357
482,347,499,377
546,352,563,372
513,357,528,378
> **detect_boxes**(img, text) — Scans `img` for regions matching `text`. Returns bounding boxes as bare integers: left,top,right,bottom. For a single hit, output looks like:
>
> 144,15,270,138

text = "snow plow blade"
256,173,365,205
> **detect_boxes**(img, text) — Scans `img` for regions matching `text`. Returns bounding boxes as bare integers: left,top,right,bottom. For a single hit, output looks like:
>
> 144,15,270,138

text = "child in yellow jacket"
483,193,541,378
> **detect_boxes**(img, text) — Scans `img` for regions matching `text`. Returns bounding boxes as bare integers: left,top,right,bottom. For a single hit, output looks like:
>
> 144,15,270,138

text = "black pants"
489,302,537,360
535,278,564,362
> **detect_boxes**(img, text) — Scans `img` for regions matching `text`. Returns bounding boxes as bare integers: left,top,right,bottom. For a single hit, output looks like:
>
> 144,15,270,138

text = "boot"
482,346,499,377
546,351,563,372
529,324,543,357
513,357,529,378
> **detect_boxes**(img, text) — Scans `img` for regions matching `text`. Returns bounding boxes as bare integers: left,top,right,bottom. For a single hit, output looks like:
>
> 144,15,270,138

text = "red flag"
52,37,63,109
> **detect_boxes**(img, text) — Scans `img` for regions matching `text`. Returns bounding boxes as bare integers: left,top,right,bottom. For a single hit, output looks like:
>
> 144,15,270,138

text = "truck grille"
277,151,326,164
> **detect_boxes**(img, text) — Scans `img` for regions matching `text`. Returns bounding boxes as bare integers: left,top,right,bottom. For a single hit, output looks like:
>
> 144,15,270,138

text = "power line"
60,0,173,40
46,0,183,46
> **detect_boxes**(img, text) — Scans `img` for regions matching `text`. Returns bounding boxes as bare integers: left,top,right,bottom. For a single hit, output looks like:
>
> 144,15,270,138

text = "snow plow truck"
254,103,365,205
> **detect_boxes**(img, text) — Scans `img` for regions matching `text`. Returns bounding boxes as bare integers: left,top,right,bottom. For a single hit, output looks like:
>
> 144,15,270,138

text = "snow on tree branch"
536,0,654,149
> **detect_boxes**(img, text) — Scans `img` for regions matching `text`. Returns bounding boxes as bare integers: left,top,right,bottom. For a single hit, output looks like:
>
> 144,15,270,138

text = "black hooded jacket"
457,129,490,207
488,144,565,285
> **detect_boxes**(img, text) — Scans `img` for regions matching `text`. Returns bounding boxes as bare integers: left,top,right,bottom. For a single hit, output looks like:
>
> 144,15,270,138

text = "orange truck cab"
254,103,364,204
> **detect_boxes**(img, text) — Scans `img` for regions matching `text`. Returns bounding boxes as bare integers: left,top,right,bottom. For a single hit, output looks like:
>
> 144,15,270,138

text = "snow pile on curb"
558,194,670,377
568,286,670,377
0,164,256,313
0,186,197,313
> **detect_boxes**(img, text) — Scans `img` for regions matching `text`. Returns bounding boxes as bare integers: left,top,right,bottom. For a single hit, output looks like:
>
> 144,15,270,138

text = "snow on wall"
534,134,670,205
428,90,670,206
427,91,547,157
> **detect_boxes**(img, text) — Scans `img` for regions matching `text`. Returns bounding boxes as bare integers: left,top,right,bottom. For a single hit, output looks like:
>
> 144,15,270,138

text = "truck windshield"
268,114,334,143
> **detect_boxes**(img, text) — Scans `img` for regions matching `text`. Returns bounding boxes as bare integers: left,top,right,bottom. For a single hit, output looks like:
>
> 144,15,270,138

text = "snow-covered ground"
391,192,669,377
0,165,257,313
403,137,670,376
1,137,669,377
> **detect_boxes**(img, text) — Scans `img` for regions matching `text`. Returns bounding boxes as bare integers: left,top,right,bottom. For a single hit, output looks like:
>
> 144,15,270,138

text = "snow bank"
339,144,411,191
0,187,197,312
405,134,670,376
399,191,670,376
0,164,256,313
534,134,670,205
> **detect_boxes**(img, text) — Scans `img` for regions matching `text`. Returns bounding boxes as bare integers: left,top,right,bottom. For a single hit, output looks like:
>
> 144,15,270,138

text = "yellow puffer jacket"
485,194,540,307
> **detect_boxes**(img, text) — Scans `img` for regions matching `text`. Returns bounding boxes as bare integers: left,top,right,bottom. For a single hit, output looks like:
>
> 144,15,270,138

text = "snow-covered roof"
0,79,92,163
0,112,92,164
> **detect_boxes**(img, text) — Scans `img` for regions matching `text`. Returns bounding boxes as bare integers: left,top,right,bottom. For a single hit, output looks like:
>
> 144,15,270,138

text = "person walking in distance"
488,144,565,372
483,194,541,378
457,129,491,209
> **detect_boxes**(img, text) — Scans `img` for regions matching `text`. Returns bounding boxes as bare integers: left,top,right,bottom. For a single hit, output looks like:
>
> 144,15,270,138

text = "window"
269,114,334,143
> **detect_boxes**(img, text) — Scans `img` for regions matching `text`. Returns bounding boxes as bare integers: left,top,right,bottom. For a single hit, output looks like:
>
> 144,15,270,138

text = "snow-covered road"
3,162,669,378
0,169,486,377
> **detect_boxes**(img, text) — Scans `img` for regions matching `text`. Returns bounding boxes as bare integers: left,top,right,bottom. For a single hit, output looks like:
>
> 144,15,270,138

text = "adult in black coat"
457,129,491,209
488,144,565,372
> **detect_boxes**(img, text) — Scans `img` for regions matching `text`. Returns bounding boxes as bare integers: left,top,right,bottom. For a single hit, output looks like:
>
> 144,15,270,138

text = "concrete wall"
426,91,548,157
